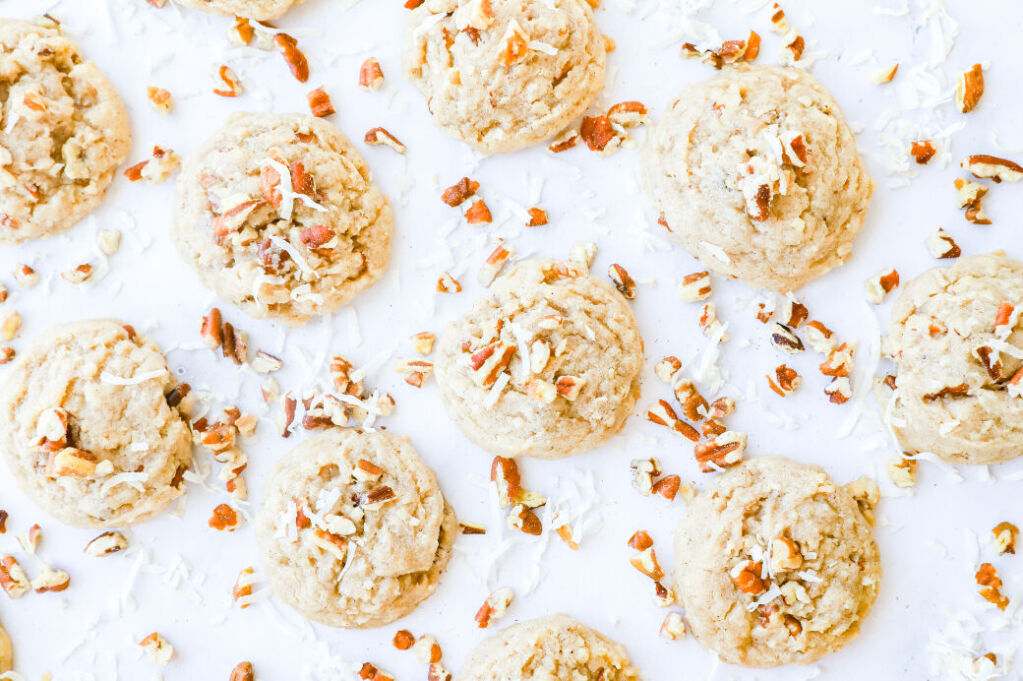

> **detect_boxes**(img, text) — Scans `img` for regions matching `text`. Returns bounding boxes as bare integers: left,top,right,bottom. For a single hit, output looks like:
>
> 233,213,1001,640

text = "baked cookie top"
173,113,393,326
0,320,192,528
642,64,872,292
403,0,607,154
674,456,881,667
176,0,304,20
434,258,644,459
455,614,639,681
0,619,11,673
0,19,131,243
879,253,1023,465
255,429,455,629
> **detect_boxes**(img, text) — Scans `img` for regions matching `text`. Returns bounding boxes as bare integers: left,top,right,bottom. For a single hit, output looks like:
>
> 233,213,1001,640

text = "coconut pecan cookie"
255,429,455,628
176,0,304,20
434,258,644,459
403,0,607,154
642,64,872,292
878,253,1023,465
0,19,131,243
455,614,639,681
0,320,192,528
674,456,881,667
0,620,11,673
173,113,393,326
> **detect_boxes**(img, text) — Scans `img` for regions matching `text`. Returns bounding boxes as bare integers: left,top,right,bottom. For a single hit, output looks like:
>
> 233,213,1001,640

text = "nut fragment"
139,632,175,666
769,323,804,353
497,19,529,66
678,271,712,302
630,457,661,496
393,630,415,650
910,140,936,165
993,522,1019,555
976,562,1009,610
771,536,803,572
698,303,728,341
464,199,492,224
526,207,548,227
660,612,687,640
365,127,406,154
478,242,515,287
209,503,241,531
474,587,514,628
230,662,255,681
97,229,121,256
307,87,335,117
694,431,746,472
730,560,766,595
436,272,462,293
274,33,310,82
14,265,38,288
627,530,653,551
767,364,800,397
84,531,128,557
359,57,385,91
413,635,442,664
824,377,853,404
441,177,479,207
0,555,30,598
629,547,665,580
865,269,899,304
963,154,1023,183
926,228,961,259
213,65,243,97
569,242,596,270
954,178,991,225
32,566,70,593
956,64,984,113
654,356,682,383
887,456,918,488
146,86,173,115
233,566,256,607
608,264,636,299
61,263,93,284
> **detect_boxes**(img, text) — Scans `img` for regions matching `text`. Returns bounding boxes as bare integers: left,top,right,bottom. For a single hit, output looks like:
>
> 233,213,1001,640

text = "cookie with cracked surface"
878,253,1023,465
0,19,131,243
642,64,872,292
434,258,643,459
176,0,304,20
255,429,455,628
0,619,11,673
0,320,192,528
455,614,639,681
674,456,881,667
403,0,607,154
173,113,393,326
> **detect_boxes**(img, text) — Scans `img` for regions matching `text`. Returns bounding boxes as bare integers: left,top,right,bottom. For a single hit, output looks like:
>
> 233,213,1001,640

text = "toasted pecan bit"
767,364,800,396
526,207,548,226
230,662,255,681
307,87,335,117
441,177,480,207
956,64,984,113
213,65,243,97
608,263,636,299
365,127,407,154
275,33,309,82
359,57,385,91
465,199,492,224
209,503,241,531
146,86,173,115
678,271,712,302
580,115,615,152
963,154,1023,183
926,228,961,259
993,522,1019,555
910,140,936,165
627,530,653,551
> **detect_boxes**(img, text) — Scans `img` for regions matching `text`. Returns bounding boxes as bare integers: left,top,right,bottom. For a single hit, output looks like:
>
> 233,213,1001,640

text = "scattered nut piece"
14,265,38,288
654,356,682,383
767,364,800,397
976,562,1009,610
359,57,385,90
146,86,173,115
209,503,241,531
31,565,70,593
393,630,415,650
413,635,442,664
698,303,728,341
887,456,918,488
825,377,853,404
437,272,462,293
769,323,803,353
608,264,636,299
84,531,128,556
139,632,174,666
660,612,687,640
97,229,121,256
865,269,899,304
478,241,514,287
678,271,712,302
954,178,991,225
441,177,479,207
956,64,984,113
526,207,548,227
230,662,255,681
274,33,310,82
0,555,30,598
464,199,492,224
910,140,936,165
307,87,335,117
61,264,93,284
629,547,665,580
963,154,1023,183
365,127,406,154
694,431,746,472
474,587,514,628
992,522,1019,555
213,65,243,97
233,566,256,608
926,228,961,259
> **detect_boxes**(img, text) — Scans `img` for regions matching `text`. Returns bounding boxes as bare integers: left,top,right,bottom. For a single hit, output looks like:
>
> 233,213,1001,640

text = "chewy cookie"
0,19,131,243
0,620,10,673
674,456,881,667
435,258,643,459
0,320,192,528
879,253,1023,465
173,113,392,326
403,0,607,154
176,0,304,20
455,614,639,681
256,429,455,628
642,64,872,292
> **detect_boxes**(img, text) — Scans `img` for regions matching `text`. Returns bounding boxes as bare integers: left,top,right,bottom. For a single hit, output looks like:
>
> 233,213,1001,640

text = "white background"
1,0,1022,679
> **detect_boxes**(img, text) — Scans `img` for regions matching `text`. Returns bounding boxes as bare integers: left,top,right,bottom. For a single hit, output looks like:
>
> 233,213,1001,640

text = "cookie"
0,19,131,243
879,253,1023,465
455,614,639,681
673,456,880,667
403,0,607,154
255,429,455,628
176,0,303,20
173,113,393,327
0,620,11,673
642,64,872,292
0,320,192,528
434,258,643,459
